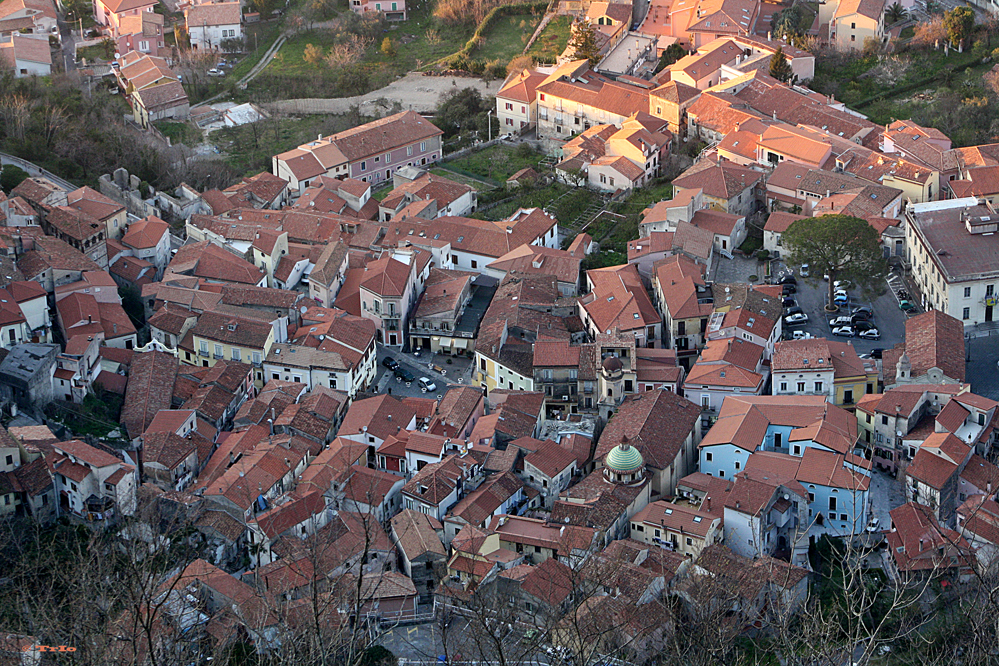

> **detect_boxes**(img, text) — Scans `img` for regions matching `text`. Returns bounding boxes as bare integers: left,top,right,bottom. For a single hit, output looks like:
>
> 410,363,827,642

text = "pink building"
93,0,157,37
359,254,418,348
349,0,406,20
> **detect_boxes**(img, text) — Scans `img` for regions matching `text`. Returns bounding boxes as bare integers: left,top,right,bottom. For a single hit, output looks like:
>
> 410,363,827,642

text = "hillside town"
4,0,999,660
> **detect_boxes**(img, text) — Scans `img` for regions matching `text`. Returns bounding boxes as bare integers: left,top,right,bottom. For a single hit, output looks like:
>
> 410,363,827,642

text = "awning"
452,338,469,350
431,336,441,342
439,338,453,349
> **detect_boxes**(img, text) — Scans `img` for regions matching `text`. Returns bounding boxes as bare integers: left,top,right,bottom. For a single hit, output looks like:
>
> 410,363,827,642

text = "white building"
185,2,242,50
906,198,999,326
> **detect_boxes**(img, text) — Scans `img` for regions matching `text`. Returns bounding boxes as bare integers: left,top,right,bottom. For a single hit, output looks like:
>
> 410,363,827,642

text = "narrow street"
58,17,77,74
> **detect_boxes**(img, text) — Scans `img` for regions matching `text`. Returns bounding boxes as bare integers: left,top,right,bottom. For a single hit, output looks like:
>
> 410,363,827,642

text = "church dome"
604,441,643,474
602,356,623,373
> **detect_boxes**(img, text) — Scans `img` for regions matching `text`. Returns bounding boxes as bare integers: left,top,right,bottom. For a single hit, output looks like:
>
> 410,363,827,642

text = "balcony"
213,353,224,360
199,350,209,357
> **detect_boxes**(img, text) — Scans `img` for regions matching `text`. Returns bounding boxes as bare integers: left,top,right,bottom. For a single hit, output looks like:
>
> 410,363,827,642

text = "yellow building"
825,0,884,52
183,312,275,387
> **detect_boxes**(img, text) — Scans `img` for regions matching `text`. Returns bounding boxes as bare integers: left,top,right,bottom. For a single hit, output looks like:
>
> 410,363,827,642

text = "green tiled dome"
605,443,643,474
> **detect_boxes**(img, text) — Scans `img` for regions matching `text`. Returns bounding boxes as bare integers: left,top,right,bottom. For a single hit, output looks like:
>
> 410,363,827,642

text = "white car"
207,68,225,77
834,279,852,290
785,312,809,324
866,517,881,533
792,331,813,340
800,263,810,277
829,316,853,327
418,377,437,392
858,328,881,340
832,325,856,337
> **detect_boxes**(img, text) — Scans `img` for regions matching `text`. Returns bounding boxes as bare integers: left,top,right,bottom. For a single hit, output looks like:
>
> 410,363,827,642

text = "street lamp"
487,109,493,142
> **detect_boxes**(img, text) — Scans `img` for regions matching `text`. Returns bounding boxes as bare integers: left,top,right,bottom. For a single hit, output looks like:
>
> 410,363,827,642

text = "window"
965,287,972,298
988,285,994,297
851,21,855,28
797,382,805,392
231,348,241,361
793,444,801,455
686,537,693,545
609,177,615,187
200,341,208,353
480,358,486,371
705,452,713,462
840,513,848,521
272,373,280,380
734,461,741,470
829,497,837,511
252,351,261,365
3,455,10,466
779,382,787,392
963,307,970,320
360,161,367,171
214,344,223,358
851,34,856,41
505,102,513,110
882,415,889,425
814,381,823,392
384,153,391,164
420,141,427,152
407,145,413,156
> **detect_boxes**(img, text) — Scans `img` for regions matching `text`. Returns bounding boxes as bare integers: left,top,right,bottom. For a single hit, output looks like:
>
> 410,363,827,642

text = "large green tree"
654,42,687,73
769,46,794,83
567,19,601,66
781,214,886,310
944,6,974,47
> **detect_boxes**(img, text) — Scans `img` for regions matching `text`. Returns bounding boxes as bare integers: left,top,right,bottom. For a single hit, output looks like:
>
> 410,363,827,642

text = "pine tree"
567,19,601,67
769,46,793,84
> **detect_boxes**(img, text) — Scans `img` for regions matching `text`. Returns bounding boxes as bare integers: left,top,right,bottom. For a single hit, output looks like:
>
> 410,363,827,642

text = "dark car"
777,274,797,285
854,321,875,332
783,297,798,308
851,306,873,319
782,284,797,296
785,305,803,316
382,357,400,370
870,348,883,359
394,367,415,383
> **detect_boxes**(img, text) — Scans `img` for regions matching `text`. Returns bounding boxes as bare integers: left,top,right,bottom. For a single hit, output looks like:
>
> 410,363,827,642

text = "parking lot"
774,261,908,356
373,347,476,400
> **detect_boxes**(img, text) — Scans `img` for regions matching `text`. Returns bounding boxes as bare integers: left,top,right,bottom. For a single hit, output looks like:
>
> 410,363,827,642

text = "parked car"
830,316,853,327
783,297,798,308
785,312,809,324
853,321,875,332
851,306,873,319
394,367,415,383
782,284,797,296
207,68,225,77
800,263,810,277
869,348,883,359
832,325,856,337
418,377,437,392
899,300,917,312
382,357,400,370
833,279,852,290
834,293,849,305
785,306,804,316
777,274,797,285
792,331,813,340
858,328,881,340
866,517,881,533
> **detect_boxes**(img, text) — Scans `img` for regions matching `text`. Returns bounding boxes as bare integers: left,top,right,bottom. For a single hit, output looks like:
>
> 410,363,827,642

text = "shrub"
748,274,759,282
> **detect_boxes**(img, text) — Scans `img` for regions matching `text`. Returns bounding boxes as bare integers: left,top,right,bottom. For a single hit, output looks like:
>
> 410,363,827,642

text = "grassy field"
526,15,571,64
469,12,540,63
228,21,284,82
809,34,996,146
443,143,544,182
244,4,474,100
473,181,601,223
216,112,371,176
77,44,112,63
155,121,202,147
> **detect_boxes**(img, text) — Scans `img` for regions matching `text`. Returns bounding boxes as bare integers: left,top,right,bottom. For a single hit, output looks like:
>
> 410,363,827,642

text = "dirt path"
261,72,502,116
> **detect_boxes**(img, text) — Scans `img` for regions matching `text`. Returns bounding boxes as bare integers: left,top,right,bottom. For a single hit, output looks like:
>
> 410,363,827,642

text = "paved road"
59,20,77,74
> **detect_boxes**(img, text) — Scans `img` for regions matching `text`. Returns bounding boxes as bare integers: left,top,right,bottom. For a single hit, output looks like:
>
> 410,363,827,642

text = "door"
389,333,397,345
987,306,994,322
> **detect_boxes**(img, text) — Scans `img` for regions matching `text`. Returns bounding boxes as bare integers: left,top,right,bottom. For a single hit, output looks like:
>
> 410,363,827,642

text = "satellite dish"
300,305,308,314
